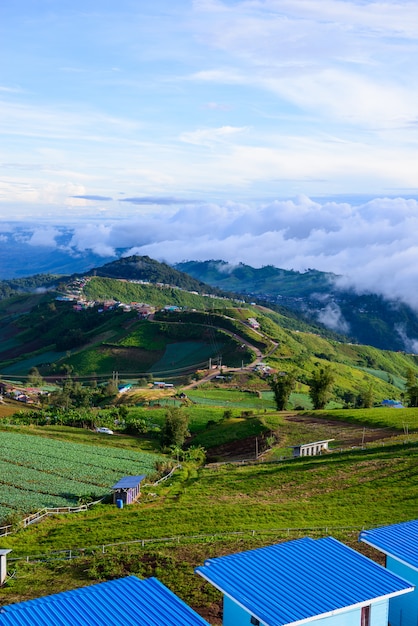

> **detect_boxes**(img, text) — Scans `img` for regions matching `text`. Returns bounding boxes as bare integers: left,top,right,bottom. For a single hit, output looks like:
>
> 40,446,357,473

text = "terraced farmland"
0,432,164,522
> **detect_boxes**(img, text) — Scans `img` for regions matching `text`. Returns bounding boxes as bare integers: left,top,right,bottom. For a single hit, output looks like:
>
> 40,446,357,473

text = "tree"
308,365,334,410
28,367,43,387
360,384,374,408
160,407,189,448
405,368,418,407
269,371,296,411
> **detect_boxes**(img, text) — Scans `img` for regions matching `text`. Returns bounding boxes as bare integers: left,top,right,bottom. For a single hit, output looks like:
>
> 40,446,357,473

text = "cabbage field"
0,432,164,523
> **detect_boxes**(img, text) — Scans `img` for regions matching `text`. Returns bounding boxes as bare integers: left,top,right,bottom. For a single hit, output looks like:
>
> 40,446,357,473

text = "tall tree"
27,367,43,387
308,365,335,410
269,371,296,411
160,407,189,448
405,368,418,407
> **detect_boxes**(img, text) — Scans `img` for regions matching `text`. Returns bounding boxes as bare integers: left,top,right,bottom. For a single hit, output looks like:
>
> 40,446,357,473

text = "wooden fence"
0,524,13,537
7,526,363,565
0,467,181,539
0,500,103,538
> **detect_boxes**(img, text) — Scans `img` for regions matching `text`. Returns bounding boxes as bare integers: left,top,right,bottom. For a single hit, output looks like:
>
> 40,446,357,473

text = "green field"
187,388,276,410
303,406,418,430
0,432,164,523
2,441,416,551
0,413,417,619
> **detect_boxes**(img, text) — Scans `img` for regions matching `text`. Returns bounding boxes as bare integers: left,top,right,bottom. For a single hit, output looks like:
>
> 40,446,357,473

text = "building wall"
222,596,388,626
386,556,417,626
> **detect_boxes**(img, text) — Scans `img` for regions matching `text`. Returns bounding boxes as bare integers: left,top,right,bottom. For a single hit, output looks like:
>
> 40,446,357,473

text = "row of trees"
270,363,418,411
269,365,336,411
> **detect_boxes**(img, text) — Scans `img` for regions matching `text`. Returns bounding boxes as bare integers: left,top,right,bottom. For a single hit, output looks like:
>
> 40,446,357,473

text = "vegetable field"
0,432,164,522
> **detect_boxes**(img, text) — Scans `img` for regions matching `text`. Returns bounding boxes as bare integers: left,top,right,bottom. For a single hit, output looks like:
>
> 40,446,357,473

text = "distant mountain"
3,254,418,353
1,254,418,410
175,260,418,352
86,255,225,296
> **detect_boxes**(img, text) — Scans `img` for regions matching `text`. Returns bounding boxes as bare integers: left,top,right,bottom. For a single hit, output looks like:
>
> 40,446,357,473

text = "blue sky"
2,0,418,215
2,1,418,313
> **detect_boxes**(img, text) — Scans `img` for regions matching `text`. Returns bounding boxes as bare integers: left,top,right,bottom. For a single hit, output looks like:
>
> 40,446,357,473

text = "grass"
190,416,269,450
2,442,416,553
126,405,228,434
0,422,160,452
301,407,418,430
187,388,275,410
0,428,416,620
1,382,417,620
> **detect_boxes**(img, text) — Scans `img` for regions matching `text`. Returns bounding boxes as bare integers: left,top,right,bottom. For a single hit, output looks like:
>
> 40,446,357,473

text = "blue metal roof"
360,519,418,572
0,576,210,626
196,537,414,626
111,475,146,489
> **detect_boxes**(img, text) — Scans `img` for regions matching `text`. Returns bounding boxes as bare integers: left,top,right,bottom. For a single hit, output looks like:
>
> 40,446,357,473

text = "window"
361,605,370,626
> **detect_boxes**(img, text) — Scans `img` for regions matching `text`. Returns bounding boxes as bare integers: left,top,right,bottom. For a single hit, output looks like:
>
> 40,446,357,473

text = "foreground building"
196,536,414,626
0,576,210,626
360,519,418,626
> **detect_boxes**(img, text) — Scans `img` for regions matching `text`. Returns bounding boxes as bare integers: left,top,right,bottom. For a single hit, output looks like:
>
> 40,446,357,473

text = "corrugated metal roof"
196,537,414,626
111,475,146,489
0,576,210,626
360,519,418,572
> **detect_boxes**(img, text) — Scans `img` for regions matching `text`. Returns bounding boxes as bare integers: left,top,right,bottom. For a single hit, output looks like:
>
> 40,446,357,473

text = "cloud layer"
4,194,418,311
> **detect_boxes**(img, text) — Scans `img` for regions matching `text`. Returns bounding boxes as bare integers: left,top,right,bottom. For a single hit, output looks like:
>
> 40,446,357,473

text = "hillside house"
153,381,174,388
111,475,146,506
289,439,334,457
247,317,260,329
196,537,413,626
0,576,210,625
360,519,418,626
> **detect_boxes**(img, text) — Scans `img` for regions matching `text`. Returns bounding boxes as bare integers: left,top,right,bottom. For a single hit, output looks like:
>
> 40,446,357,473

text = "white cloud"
28,227,60,248
180,125,248,146
34,194,415,312
316,302,350,334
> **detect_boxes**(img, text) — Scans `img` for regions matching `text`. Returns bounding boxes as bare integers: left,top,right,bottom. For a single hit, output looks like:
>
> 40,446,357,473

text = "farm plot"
0,432,164,522
187,388,275,410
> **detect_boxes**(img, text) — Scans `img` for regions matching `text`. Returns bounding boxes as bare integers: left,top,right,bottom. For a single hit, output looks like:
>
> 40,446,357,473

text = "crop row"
0,452,125,486
0,445,151,483
0,483,80,513
0,460,111,498
0,432,165,523
0,432,162,474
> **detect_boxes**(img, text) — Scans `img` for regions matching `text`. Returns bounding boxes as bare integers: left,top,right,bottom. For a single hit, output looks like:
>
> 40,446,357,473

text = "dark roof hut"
111,475,146,506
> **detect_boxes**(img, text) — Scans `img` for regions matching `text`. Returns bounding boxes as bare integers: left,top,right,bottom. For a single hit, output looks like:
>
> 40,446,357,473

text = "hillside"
86,255,225,296
175,260,418,352
1,255,418,409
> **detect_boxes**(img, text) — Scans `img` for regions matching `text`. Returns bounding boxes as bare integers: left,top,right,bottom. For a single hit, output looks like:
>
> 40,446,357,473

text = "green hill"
175,260,418,352
1,256,418,409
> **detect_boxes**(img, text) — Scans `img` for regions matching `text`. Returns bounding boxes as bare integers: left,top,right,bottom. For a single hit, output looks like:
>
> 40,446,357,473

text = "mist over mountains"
2,247,418,354
3,195,418,316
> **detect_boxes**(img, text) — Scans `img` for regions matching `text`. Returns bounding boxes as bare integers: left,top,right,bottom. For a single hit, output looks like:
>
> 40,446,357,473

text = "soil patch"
284,413,398,447
206,413,399,463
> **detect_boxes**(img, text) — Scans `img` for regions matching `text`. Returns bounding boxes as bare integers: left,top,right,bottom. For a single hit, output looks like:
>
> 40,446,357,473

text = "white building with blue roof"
0,576,210,626
196,536,414,626
360,519,418,626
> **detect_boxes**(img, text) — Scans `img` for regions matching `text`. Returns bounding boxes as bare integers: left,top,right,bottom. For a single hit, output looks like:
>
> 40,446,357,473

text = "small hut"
111,475,146,506
289,439,334,458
